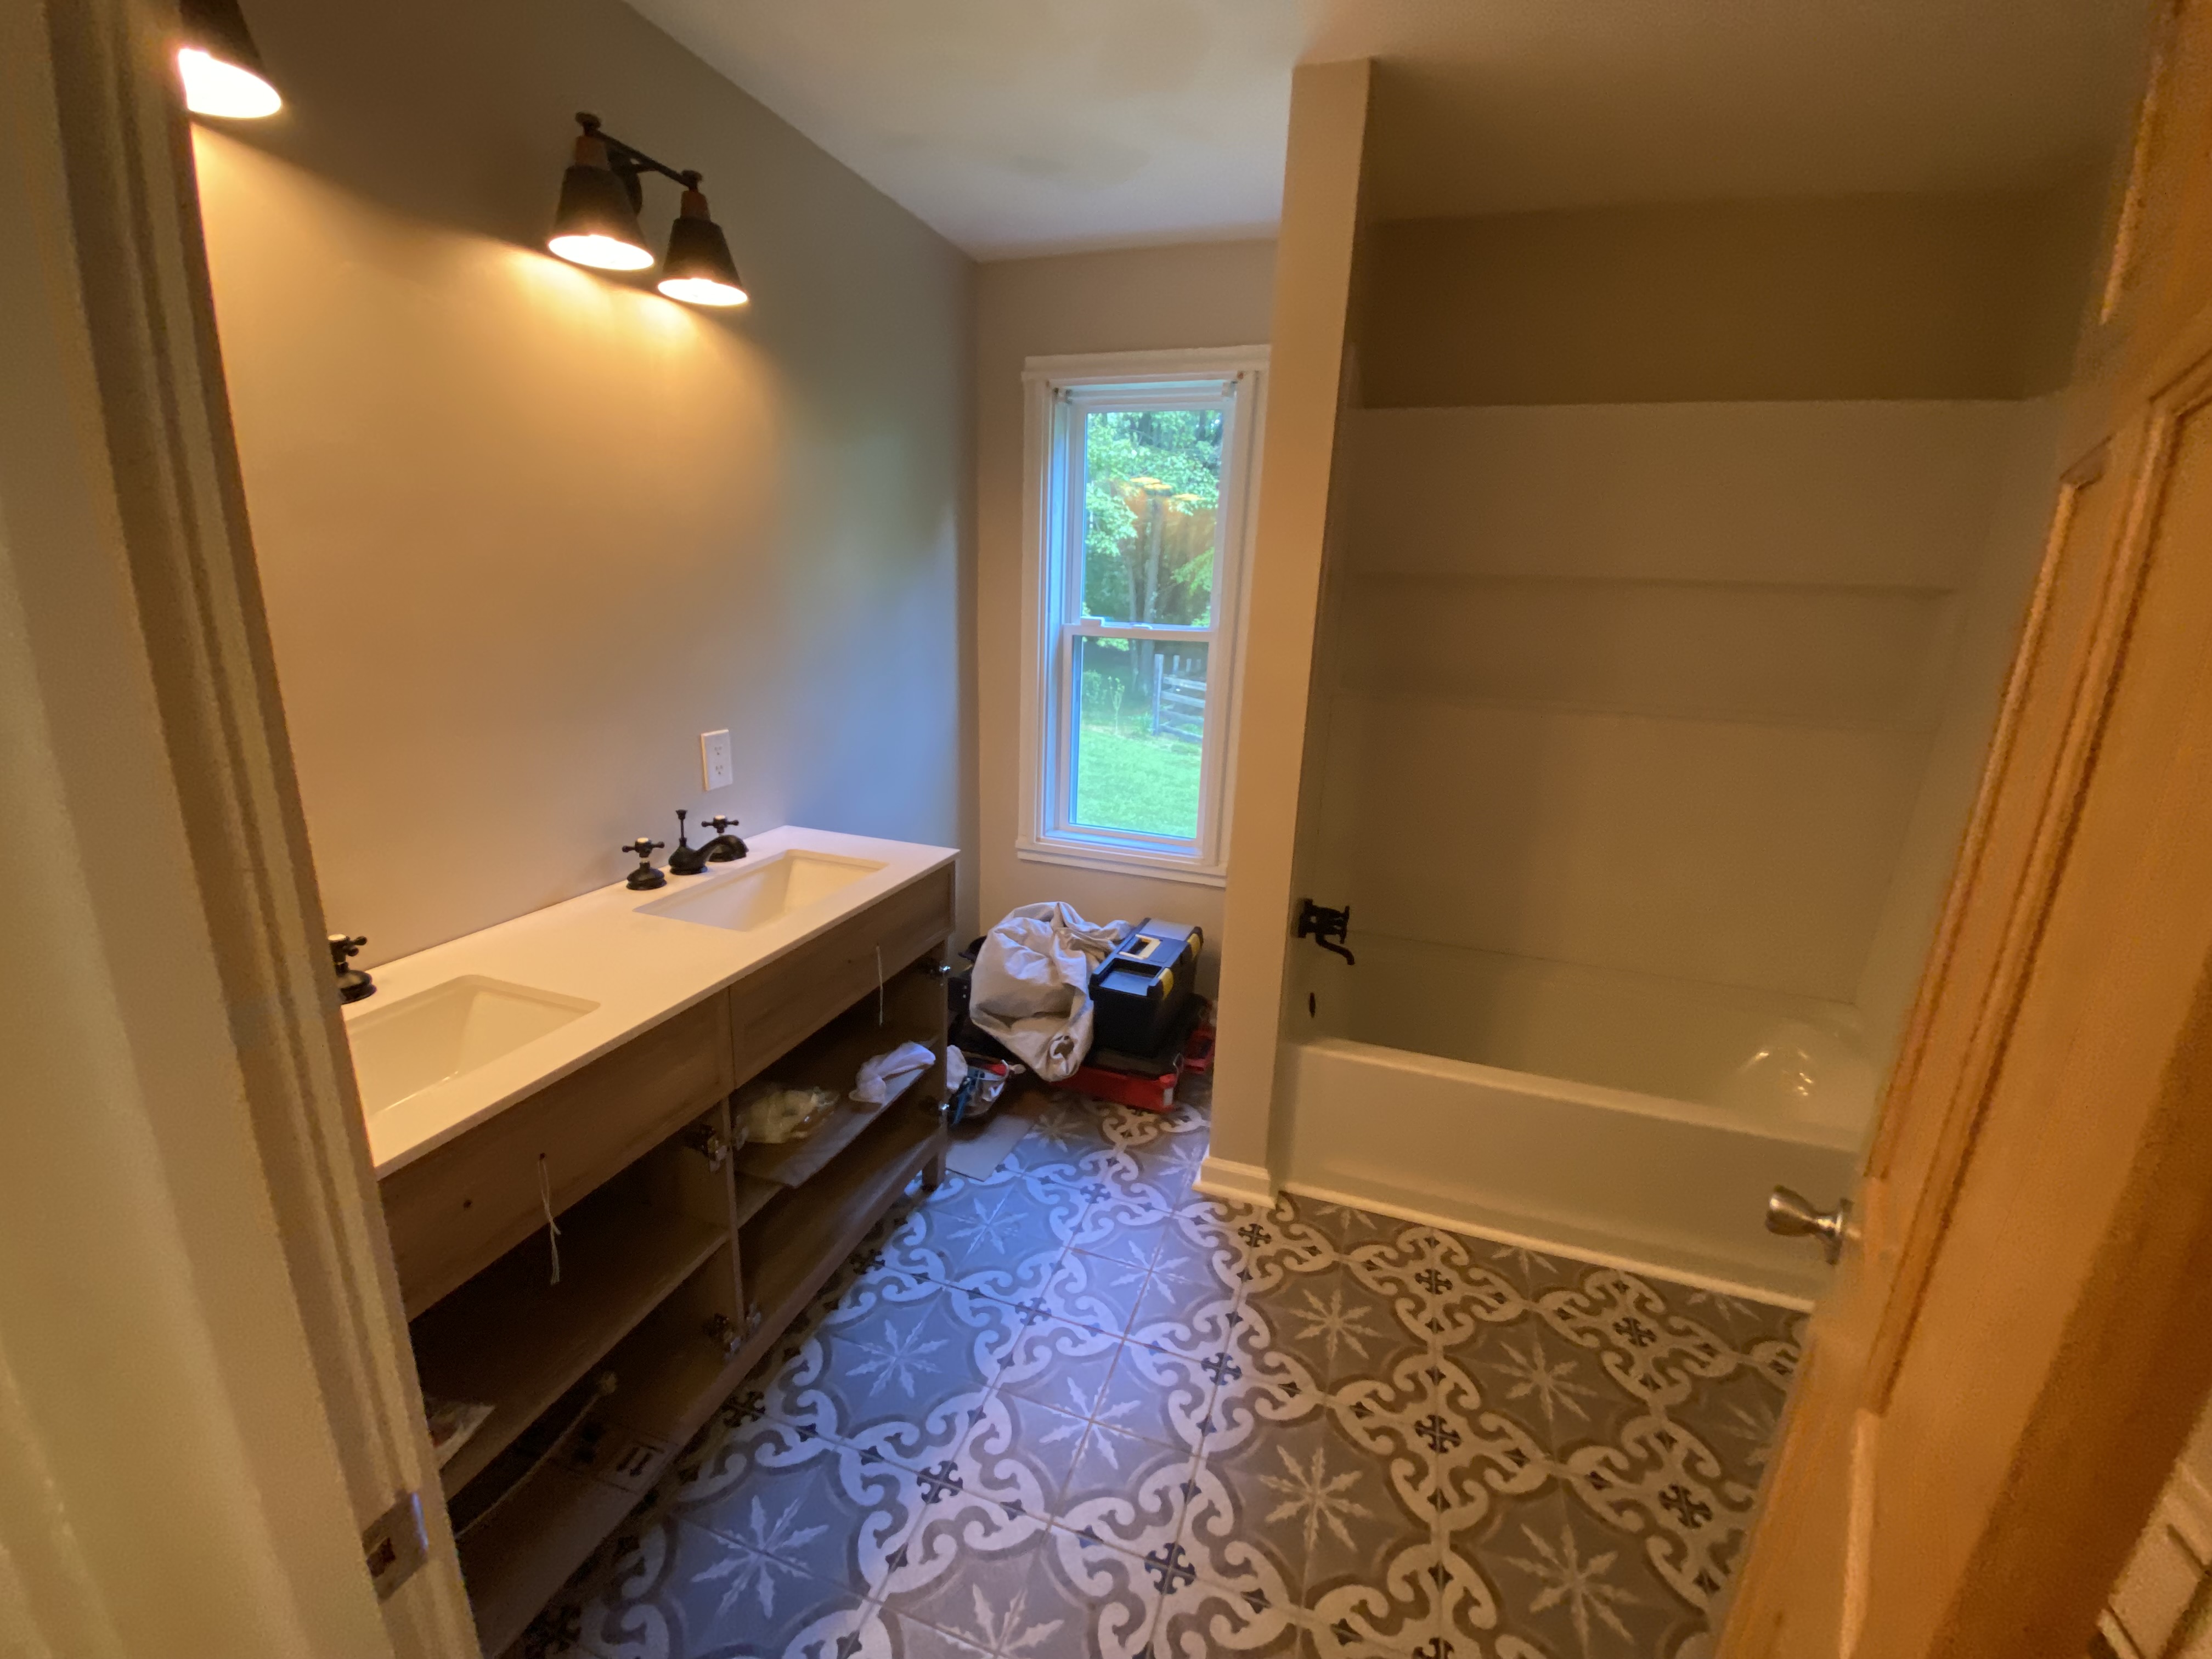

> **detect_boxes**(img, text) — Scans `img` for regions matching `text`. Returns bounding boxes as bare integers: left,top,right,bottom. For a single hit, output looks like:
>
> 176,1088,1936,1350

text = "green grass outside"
1074,720,1202,839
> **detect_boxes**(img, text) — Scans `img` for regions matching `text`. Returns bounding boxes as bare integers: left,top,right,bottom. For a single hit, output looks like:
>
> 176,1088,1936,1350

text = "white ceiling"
624,0,2151,259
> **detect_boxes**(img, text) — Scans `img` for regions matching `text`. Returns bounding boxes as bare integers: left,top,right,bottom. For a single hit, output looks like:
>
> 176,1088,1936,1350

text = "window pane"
1071,636,1209,840
1079,407,1225,627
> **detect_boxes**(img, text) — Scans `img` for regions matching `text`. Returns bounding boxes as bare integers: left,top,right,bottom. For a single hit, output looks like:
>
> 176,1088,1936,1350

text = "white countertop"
347,825,957,1178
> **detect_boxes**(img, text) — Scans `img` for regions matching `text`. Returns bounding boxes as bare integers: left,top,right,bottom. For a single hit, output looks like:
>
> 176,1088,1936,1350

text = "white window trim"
1016,346,1268,888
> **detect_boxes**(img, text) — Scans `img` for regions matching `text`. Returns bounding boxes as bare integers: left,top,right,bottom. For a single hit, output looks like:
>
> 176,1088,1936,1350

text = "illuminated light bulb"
176,44,280,118
548,232,656,272
657,185,748,307
548,127,654,272
657,275,748,307
177,0,281,119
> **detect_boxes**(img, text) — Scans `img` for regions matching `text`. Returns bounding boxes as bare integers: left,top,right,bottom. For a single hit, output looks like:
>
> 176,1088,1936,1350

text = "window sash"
1048,629,1220,855
1058,389,1236,634
1030,369,1256,869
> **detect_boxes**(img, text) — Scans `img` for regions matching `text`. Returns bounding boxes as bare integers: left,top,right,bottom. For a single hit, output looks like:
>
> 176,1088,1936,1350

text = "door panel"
1723,431,2145,1659
1866,448,2118,1203
1907,377,2212,1646
1862,435,2138,1396
1721,3,2212,1649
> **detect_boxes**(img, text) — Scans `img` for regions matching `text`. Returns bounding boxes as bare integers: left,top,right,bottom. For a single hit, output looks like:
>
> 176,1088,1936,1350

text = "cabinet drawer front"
730,867,954,1087
380,995,733,1314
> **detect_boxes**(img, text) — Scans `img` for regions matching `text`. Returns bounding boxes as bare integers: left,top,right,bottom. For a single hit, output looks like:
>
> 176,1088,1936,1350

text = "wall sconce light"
176,0,282,119
548,115,748,307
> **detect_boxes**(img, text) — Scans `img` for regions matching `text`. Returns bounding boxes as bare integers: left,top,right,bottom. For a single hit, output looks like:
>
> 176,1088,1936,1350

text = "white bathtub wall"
1852,397,2069,1069
1315,400,2035,1011
1274,408,1366,1061
1341,937,1872,1131
1261,189,2105,1284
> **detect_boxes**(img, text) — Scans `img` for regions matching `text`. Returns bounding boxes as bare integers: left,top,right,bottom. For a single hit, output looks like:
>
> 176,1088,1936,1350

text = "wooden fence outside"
1150,650,1205,742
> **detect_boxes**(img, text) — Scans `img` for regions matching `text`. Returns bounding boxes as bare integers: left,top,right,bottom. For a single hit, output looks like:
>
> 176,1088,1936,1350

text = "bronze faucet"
669,809,746,874
329,934,376,1003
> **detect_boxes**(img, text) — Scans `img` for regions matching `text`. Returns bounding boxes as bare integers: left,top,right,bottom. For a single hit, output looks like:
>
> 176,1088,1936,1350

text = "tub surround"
1249,172,2107,1301
1333,938,1875,1130
1275,397,2056,1295
1317,399,2043,1013
349,826,955,1177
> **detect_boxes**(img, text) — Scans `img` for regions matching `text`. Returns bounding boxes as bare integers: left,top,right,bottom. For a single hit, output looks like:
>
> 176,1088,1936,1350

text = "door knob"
1767,1186,1851,1264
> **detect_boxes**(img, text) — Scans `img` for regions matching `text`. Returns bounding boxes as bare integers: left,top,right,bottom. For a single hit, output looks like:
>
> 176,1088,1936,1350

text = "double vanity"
347,827,958,1654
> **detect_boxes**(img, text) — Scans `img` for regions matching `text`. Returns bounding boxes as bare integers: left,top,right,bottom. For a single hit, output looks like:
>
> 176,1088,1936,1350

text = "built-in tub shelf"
376,863,954,1659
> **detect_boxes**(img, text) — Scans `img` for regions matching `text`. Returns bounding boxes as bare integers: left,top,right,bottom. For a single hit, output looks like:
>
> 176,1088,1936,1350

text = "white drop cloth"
968,902,1131,1081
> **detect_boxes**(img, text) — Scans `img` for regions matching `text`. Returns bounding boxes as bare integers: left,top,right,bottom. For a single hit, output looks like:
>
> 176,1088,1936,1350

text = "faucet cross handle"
703,815,747,862
327,933,376,1004
620,837,668,891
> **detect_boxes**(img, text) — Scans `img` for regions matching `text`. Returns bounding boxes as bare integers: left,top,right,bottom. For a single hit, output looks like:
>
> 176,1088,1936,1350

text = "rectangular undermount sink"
636,849,883,932
348,975,599,1119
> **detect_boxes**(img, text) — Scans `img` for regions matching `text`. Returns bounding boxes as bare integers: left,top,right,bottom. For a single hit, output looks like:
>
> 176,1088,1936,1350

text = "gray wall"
196,0,973,966
971,239,1276,988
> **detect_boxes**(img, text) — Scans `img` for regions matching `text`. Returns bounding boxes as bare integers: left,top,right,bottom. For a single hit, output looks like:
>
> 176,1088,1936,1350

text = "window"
1018,348,1266,884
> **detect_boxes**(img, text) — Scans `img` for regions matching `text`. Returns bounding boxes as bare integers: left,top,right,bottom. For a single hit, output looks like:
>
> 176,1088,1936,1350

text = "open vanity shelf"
413,1175,731,1498
374,862,954,1656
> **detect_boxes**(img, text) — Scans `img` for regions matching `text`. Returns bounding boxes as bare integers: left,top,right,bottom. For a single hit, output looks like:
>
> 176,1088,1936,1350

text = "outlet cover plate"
701,729,733,791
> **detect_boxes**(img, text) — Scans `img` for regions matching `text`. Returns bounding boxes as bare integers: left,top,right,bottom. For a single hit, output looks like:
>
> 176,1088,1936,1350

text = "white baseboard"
1194,1155,1276,1207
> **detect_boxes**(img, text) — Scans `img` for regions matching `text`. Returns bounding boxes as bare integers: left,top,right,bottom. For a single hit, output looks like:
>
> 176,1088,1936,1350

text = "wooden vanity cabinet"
381,995,735,1317
380,866,954,1656
727,862,959,1081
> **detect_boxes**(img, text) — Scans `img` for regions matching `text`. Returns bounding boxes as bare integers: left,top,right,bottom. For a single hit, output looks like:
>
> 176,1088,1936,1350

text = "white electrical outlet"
700,729,733,792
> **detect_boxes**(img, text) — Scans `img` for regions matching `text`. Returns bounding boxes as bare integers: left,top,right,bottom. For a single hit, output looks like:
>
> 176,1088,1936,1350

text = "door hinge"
362,1488,429,1601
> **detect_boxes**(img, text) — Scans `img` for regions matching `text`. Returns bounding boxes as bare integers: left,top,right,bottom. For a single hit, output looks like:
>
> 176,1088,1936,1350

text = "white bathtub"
1277,941,1871,1304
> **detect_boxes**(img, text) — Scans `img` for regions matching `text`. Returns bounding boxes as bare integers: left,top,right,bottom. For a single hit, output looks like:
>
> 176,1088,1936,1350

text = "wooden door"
1720,7,2212,1654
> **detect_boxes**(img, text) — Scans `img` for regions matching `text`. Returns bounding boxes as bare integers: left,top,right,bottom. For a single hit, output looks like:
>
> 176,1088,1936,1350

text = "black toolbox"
1089,919,1203,1057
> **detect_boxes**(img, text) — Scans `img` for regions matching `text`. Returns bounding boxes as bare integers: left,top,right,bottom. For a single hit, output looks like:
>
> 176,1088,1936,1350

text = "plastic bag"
946,1048,1015,1125
852,1041,935,1106
740,1082,839,1144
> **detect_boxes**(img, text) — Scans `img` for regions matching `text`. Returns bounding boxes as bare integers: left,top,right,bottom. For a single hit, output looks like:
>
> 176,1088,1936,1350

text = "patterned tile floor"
523,1082,1804,1659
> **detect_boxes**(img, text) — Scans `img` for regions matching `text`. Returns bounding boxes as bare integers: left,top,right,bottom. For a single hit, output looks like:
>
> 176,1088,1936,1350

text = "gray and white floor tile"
525,1079,1802,1659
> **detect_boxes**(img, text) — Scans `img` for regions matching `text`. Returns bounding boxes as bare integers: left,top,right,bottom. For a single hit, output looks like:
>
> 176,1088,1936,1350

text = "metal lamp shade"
548,135,654,271
177,0,280,118
657,191,748,307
